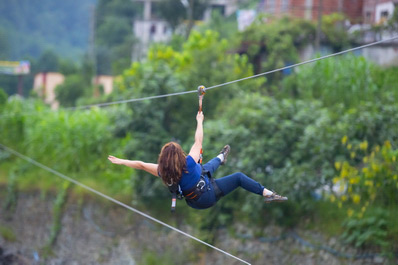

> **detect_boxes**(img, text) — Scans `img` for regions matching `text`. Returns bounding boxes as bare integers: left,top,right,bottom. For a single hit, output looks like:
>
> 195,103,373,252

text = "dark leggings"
203,157,264,197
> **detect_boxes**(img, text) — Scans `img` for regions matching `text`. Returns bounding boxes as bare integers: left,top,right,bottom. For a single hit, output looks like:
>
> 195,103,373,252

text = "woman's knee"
235,172,247,178
234,172,247,183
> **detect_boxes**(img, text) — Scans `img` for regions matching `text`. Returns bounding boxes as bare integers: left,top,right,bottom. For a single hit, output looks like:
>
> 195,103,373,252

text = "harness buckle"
196,179,206,190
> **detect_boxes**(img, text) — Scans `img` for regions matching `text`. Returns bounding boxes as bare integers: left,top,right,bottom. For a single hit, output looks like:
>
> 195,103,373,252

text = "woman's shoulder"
186,155,196,165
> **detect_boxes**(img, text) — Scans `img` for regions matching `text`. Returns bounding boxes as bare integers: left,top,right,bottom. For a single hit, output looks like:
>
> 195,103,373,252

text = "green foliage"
47,182,70,246
95,0,139,75
157,0,186,31
198,9,238,40
372,66,398,95
281,55,398,108
387,8,398,31
0,225,17,242
2,8,398,253
321,13,351,51
139,250,176,265
333,140,398,208
0,0,94,60
0,96,34,145
111,29,264,202
341,209,388,248
116,29,263,144
330,139,398,250
205,93,398,227
0,99,133,196
3,170,18,212
58,59,79,76
55,74,91,107
238,16,315,79
0,27,9,59
0,87,7,108
37,49,59,72
205,95,328,219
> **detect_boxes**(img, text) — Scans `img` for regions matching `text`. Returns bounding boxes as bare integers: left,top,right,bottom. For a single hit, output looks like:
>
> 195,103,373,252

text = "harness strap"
210,177,224,201
168,183,183,212
183,176,206,200
183,169,224,202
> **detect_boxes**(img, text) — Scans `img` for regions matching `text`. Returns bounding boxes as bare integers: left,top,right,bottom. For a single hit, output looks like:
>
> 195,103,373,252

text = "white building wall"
33,72,64,110
362,46,398,66
96,75,114,95
375,2,395,23
133,0,238,59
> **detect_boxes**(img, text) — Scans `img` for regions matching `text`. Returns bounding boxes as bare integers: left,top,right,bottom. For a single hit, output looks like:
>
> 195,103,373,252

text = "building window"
268,0,276,13
211,5,225,16
381,11,389,19
282,0,289,12
150,24,156,35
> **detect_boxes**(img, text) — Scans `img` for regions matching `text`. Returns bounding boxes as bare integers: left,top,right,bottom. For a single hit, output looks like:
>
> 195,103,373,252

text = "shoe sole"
264,198,288,203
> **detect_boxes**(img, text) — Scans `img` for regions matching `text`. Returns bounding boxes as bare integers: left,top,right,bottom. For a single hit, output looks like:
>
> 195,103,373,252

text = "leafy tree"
58,59,79,76
114,30,263,145
55,74,90,107
321,13,351,51
387,7,398,32
96,16,132,47
111,30,264,202
0,87,7,108
280,54,398,108
198,9,238,40
0,0,94,60
95,0,139,75
0,27,9,59
331,140,397,249
237,15,315,82
155,0,209,37
0,98,133,195
36,49,59,73
157,0,186,31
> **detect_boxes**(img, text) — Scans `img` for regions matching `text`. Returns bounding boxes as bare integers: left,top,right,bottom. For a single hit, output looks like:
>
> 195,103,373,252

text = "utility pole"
315,0,323,52
89,4,96,76
186,0,194,39
17,75,23,96
89,4,99,96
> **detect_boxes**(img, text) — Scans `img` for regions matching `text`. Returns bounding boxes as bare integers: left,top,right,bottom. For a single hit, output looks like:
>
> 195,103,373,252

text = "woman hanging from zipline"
109,85,287,210
108,112,287,211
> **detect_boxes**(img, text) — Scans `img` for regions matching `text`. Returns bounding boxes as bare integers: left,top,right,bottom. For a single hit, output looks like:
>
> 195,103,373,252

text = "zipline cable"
64,90,197,110
205,35,398,90
0,143,251,265
1,35,397,119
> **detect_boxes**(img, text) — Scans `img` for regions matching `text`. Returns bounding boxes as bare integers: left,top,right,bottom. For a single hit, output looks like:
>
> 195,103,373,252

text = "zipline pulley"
198,85,206,112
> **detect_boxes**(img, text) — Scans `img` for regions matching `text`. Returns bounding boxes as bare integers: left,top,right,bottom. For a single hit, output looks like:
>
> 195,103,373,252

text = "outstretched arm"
108,155,159,177
189,111,204,162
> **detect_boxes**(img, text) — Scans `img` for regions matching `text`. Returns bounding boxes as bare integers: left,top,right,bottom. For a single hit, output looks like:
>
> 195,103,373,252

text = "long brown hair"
157,142,186,186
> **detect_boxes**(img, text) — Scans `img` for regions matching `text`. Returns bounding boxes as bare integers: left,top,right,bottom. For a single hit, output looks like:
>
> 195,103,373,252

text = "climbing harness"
168,165,224,212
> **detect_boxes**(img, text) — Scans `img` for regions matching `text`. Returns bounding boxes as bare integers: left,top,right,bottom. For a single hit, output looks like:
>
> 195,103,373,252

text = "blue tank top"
179,155,201,191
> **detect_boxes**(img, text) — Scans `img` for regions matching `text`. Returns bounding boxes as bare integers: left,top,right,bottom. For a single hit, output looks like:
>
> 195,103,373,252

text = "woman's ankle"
263,188,273,197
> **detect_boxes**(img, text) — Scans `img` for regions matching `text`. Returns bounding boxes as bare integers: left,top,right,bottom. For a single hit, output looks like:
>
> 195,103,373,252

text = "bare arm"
108,155,159,177
189,111,204,162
